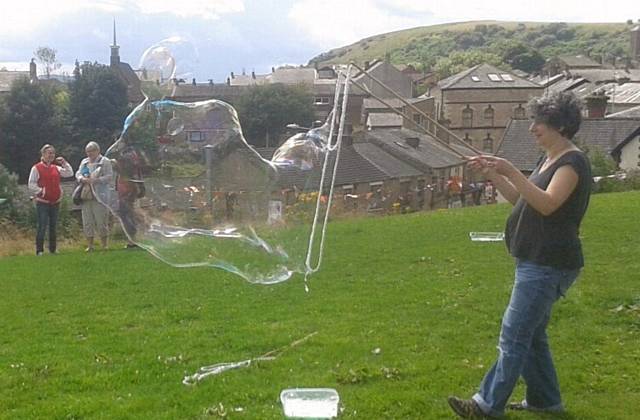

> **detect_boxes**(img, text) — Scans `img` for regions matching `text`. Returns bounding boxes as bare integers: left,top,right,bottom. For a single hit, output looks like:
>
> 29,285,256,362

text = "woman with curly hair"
448,91,592,418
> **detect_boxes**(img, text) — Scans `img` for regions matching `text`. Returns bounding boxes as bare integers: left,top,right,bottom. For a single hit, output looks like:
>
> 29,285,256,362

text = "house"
0,60,37,96
498,118,640,174
351,59,414,99
544,55,602,76
431,63,543,153
362,97,436,132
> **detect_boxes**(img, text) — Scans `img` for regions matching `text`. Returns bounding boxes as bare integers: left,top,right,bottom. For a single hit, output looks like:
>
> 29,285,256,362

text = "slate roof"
269,67,317,84
170,84,249,102
229,74,267,86
607,105,640,119
438,63,541,90
255,140,422,189
555,55,601,68
570,68,640,84
365,129,472,170
498,118,640,171
0,70,29,92
597,83,640,105
544,76,589,94
363,97,429,109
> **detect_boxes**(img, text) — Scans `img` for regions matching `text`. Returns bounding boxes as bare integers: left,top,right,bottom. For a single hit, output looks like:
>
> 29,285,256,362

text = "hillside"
309,20,633,75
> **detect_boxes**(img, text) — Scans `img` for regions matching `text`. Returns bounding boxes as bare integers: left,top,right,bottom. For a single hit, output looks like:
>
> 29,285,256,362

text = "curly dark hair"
528,91,583,139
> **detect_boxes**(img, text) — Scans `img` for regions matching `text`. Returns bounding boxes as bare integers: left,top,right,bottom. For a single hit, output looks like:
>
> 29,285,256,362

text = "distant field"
1,191,638,418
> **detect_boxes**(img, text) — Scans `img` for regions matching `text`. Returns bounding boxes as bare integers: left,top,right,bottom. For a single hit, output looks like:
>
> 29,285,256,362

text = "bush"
0,163,20,221
593,170,640,193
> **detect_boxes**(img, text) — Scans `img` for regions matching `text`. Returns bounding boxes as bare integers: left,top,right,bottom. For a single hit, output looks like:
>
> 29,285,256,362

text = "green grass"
1,191,639,419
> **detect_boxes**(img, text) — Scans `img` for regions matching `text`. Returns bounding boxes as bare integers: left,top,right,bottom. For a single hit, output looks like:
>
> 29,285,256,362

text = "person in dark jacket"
448,92,591,418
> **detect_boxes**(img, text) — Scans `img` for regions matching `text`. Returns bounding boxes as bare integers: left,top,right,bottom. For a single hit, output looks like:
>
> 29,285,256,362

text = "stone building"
431,63,543,153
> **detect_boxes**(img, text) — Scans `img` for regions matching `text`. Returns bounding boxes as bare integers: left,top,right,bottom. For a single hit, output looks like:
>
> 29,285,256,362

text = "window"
314,96,330,105
412,113,423,126
514,104,526,119
488,73,501,82
462,105,473,128
483,134,493,153
188,131,204,142
484,105,495,126
471,75,481,82
500,74,514,81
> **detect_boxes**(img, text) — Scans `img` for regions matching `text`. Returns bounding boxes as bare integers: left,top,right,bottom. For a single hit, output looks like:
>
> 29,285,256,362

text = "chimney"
208,79,214,85
251,71,256,79
585,92,609,118
192,78,196,85
230,71,235,79
364,61,370,70
271,66,275,73
226,77,231,86
405,137,420,148
29,58,37,81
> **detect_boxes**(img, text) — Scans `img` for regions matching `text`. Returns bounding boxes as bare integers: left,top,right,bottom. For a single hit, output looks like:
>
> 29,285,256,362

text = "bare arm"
505,164,578,216
490,174,520,205
468,155,578,216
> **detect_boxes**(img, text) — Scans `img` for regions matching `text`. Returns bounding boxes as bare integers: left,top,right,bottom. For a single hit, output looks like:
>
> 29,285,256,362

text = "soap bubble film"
99,41,346,284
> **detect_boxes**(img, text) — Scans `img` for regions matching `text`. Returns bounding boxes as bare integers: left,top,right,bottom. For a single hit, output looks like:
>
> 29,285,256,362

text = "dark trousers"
36,202,59,254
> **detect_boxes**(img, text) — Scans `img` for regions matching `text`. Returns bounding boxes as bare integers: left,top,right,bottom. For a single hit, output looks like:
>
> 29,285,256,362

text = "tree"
498,41,546,73
68,62,129,150
34,46,61,79
0,78,61,182
434,50,504,79
235,84,315,148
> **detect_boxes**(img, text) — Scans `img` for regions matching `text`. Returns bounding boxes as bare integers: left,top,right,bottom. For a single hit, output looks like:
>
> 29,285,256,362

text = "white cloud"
2,0,245,38
288,0,421,49
134,0,244,20
289,0,640,49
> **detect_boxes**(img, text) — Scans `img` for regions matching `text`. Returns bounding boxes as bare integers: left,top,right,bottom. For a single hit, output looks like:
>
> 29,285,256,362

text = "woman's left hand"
467,155,517,178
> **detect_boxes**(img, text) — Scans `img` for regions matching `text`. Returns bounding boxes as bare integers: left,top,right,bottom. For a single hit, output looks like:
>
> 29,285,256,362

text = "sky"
1,0,638,81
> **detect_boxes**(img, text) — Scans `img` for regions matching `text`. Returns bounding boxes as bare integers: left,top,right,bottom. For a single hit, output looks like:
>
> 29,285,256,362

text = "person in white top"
28,144,73,255
75,141,113,251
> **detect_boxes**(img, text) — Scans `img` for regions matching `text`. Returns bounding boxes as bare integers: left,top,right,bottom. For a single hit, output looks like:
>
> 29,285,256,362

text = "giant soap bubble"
98,39,350,284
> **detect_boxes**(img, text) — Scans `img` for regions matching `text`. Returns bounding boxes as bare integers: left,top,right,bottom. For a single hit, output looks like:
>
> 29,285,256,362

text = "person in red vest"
27,144,74,255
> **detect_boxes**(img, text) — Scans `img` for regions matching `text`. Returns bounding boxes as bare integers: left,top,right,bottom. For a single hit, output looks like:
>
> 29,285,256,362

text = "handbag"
80,182,94,201
72,183,83,205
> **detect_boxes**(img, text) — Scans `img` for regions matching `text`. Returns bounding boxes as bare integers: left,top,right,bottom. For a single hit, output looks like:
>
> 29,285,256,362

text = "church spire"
113,18,117,46
110,18,120,67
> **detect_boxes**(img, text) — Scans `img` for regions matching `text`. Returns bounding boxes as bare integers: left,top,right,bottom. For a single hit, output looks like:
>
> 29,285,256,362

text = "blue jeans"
472,259,580,417
35,202,60,254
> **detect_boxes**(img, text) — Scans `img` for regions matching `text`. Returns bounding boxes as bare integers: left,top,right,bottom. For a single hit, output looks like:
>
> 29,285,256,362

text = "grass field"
1,191,639,419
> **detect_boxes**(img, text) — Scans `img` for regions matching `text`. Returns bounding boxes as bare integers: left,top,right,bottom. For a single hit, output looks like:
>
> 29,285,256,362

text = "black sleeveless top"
505,151,591,269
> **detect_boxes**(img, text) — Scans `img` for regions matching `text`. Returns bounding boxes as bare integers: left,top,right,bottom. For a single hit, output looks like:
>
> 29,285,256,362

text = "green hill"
1,191,639,418
309,20,634,75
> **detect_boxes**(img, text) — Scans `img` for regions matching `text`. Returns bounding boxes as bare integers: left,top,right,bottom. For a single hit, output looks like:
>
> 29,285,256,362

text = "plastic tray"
469,232,505,242
280,388,339,418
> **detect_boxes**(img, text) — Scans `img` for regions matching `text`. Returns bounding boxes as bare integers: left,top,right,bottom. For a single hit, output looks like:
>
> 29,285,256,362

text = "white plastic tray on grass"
469,232,505,242
280,388,339,418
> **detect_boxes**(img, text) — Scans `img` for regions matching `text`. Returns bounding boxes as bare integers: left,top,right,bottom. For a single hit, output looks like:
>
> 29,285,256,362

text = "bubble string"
182,331,318,385
304,66,353,287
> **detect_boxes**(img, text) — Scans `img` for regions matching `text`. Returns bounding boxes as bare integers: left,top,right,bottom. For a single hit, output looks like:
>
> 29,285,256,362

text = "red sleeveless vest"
35,162,62,204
